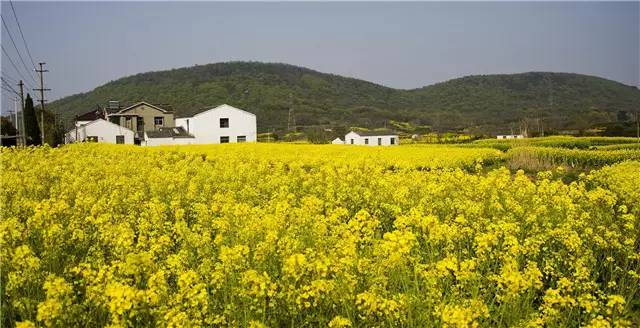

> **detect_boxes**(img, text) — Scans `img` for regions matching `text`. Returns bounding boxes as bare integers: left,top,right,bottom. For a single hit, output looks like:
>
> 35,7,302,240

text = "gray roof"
146,126,194,138
351,130,398,137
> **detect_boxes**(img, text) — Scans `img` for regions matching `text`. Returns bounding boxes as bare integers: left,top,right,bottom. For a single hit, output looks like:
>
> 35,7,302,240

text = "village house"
344,130,399,146
175,104,257,144
106,101,176,144
65,118,136,144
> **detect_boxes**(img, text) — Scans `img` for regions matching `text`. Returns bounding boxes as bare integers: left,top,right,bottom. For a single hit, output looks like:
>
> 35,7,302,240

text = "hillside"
48,62,640,134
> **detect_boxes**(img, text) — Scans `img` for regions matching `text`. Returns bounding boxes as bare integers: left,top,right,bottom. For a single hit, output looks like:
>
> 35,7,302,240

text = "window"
154,116,164,126
350,139,354,144
364,138,369,145
116,135,125,144
378,138,382,145
237,136,246,143
125,117,132,129
390,137,396,145
220,136,230,143
220,118,229,128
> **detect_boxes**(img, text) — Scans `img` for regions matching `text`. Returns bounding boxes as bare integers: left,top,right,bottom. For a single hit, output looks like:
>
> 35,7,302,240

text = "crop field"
1,142,639,327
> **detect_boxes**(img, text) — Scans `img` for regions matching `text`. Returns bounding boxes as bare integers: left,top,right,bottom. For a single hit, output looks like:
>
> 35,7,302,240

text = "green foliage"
23,94,41,146
1,116,18,136
470,136,639,151
507,146,640,170
47,62,640,134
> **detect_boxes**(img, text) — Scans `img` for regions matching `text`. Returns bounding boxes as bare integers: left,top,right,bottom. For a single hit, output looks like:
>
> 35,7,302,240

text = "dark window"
86,136,98,143
364,138,369,145
378,137,382,145
220,136,230,143
237,136,246,143
220,118,229,128
350,139,354,144
116,135,125,144
154,116,164,126
390,137,396,145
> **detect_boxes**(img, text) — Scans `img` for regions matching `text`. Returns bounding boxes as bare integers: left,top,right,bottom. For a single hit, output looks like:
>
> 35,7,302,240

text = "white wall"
344,132,399,146
176,104,257,144
65,119,135,144
144,137,195,147
331,138,344,144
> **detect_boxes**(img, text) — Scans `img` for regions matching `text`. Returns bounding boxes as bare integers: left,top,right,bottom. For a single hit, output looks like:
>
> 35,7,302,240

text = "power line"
8,0,37,69
1,45,34,89
1,84,19,97
1,70,18,84
1,15,37,84
1,77,20,94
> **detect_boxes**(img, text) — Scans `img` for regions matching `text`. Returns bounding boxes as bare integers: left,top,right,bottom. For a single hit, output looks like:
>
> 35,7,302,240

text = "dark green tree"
23,94,42,145
1,116,18,136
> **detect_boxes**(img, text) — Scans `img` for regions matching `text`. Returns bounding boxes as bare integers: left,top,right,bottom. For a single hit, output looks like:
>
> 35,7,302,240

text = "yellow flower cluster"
1,144,638,327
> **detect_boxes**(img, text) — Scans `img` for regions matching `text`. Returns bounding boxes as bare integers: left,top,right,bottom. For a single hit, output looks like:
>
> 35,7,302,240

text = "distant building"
65,119,135,144
331,137,344,144
496,134,525,140
176,104,256,144
344,130,399,146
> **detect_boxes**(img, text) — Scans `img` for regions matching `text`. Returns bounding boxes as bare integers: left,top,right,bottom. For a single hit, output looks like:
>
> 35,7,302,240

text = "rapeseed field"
1,143,638,327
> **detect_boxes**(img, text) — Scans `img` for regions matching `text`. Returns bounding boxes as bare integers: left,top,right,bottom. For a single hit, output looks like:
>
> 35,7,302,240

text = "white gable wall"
176,104,256,144
65,119,135,144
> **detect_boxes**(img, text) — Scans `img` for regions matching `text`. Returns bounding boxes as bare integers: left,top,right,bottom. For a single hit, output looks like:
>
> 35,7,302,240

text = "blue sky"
1,1,639,111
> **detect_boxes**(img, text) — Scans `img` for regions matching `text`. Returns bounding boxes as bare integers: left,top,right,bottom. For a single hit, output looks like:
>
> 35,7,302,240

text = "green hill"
48,62,640,134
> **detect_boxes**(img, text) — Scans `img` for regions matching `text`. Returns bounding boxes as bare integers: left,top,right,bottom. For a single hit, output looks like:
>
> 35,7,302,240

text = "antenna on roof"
108,100,120,110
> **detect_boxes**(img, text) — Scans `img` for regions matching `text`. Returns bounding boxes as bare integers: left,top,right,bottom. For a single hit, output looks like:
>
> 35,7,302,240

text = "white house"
65,119,135,144
496,134,525,140
344,131,399,146
144,127,195,146
176,104,256,144
331,137,344,145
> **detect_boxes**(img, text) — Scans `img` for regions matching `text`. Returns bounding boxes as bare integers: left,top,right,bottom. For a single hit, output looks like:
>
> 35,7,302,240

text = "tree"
23,94,42,145
1,116,18,136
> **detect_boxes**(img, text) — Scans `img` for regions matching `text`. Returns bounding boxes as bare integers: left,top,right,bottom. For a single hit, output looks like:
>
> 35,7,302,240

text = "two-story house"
106,102,175,142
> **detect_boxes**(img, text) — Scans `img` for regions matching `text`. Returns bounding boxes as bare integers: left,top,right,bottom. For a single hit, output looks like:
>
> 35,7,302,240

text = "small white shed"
496,134,525,140
65,119,135,144
344,131,399,146
176,104,256,144
331,138,344,145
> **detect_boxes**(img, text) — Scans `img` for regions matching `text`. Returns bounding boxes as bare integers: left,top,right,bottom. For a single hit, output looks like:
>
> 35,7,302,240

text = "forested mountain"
48,62,640,134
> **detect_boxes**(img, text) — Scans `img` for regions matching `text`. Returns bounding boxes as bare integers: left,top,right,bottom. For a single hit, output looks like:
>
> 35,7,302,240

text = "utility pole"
18,80,25,145
34,62,50,144
287,93,296,132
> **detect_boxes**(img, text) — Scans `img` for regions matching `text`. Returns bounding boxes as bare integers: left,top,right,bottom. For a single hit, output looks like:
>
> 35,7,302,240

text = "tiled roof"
146,126,194,138
76,109,105,121
351,130,398,137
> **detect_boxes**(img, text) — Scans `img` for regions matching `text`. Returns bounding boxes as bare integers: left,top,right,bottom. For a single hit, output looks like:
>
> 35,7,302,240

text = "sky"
1,1,639,113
